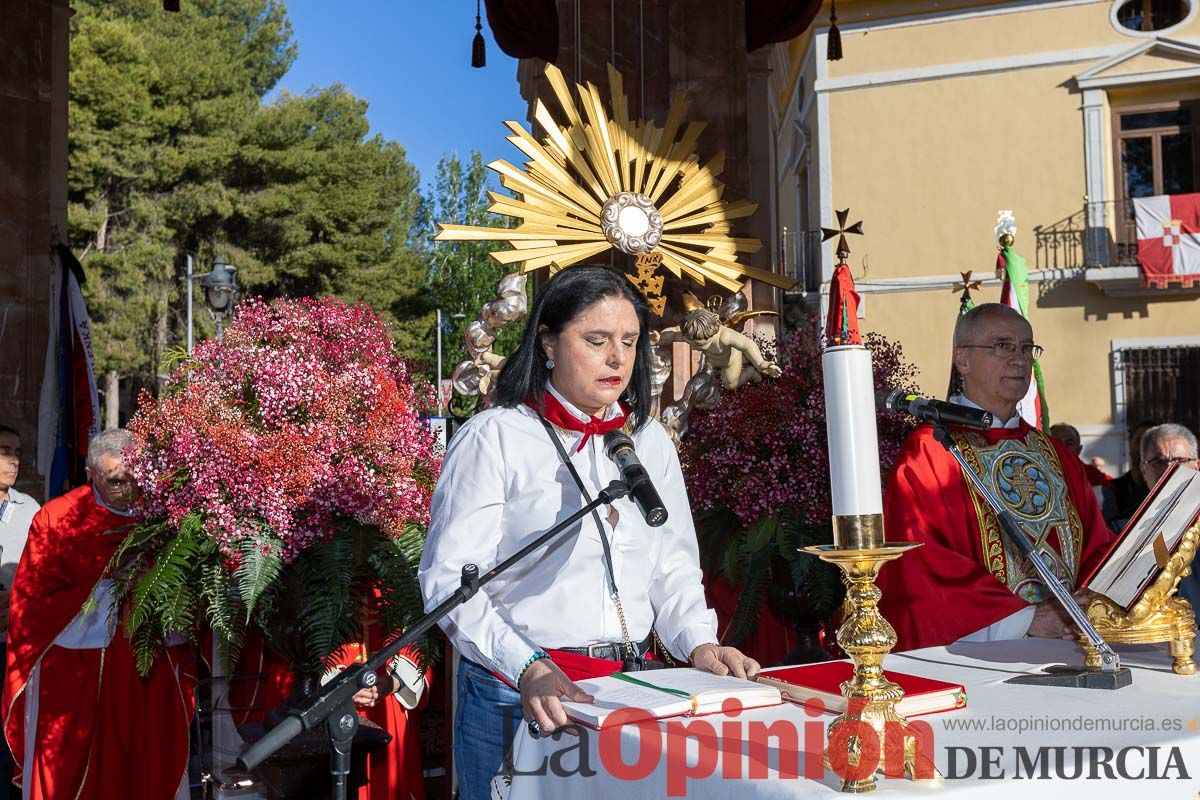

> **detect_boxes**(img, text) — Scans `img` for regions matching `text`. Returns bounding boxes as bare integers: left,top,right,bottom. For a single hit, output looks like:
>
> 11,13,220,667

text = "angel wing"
724,309,779,331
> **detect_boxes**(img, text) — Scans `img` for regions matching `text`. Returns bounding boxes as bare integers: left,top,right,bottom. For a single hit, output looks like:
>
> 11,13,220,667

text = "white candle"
823,345,884,516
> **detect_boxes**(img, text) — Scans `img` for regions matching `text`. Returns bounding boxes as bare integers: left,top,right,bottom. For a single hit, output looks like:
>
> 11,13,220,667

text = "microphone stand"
931,424,1131,689
238,478,634,797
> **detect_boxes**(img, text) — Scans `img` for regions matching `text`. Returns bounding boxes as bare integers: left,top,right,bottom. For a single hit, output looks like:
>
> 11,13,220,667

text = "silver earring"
545,358,555,370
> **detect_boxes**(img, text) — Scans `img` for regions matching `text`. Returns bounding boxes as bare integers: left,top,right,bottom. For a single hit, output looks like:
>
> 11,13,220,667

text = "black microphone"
602,430,668,527
876,388,993,430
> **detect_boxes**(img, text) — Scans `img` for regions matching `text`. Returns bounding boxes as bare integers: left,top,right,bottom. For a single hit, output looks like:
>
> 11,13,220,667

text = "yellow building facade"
769,0,1200,473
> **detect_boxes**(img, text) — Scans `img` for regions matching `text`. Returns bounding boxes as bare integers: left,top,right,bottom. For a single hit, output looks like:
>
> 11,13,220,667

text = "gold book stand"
1081,522,1199,676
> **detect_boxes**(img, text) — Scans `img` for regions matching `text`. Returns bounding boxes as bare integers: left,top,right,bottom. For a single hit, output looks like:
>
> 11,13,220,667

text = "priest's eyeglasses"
959,342,1044,359
1146,456,1197,469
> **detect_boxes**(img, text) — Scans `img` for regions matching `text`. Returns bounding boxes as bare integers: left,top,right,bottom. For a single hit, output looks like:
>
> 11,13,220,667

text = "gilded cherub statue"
654,291,781,446
653,293,782,390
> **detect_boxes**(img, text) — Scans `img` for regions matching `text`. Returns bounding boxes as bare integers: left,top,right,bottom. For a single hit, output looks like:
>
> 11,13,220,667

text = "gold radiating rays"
435,63,796,294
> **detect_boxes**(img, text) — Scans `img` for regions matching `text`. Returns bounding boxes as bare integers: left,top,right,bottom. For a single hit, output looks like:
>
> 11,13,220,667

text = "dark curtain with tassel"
472,0,487,67
484,0,559,63
745,0,823,52
485,0,823,61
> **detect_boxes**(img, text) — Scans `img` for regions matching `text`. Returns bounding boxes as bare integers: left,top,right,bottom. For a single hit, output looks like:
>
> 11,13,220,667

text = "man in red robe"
4,429,196,799
878,304,1116,651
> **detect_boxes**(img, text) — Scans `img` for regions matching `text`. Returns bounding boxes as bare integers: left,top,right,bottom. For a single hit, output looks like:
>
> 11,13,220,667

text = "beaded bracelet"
517,649,551,687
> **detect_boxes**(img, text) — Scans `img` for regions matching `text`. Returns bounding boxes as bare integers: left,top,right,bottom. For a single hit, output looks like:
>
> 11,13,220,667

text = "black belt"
553,633,653,661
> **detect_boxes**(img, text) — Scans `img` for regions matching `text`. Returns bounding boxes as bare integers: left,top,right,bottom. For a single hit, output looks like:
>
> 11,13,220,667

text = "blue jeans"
455,658,524,800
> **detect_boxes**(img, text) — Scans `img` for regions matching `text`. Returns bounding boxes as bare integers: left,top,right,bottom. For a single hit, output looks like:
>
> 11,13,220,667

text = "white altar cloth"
504,639,1200,799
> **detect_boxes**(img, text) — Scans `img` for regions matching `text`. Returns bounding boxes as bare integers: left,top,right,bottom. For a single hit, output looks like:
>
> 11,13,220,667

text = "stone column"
0,0,69,498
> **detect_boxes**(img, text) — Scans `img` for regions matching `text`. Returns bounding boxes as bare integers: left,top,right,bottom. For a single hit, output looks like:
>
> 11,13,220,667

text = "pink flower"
127,297,443,562
680,332,919,529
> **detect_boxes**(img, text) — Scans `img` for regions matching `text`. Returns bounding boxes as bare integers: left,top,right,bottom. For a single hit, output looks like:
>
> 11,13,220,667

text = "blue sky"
273,1,529,191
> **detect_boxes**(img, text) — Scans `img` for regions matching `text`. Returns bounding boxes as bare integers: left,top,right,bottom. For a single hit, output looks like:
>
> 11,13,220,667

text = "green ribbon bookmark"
610,670,691,699
611,671,702,715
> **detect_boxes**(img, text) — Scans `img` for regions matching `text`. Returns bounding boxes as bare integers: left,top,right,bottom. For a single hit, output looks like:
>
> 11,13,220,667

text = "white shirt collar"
544,381,622,422
949,394,1023,430
1,488,31,505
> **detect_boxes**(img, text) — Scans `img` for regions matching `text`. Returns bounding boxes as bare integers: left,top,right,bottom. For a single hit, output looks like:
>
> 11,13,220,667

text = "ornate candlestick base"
1081,524,1199,676
805,542,941,793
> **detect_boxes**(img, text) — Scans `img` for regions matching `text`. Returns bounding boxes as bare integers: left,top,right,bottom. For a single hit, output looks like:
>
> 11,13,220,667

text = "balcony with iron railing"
1033,199,1140,272
779,227,824,297
1032,198,1200,296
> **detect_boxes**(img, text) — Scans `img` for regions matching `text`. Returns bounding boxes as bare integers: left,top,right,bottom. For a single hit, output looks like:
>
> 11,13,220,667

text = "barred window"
1115,345,1200,437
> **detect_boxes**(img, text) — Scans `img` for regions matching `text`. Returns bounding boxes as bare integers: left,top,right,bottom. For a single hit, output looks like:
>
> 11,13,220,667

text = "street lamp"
436,309,466,416
186,255,240,353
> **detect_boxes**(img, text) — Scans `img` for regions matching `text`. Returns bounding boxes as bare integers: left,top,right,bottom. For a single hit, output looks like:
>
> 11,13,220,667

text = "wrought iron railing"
780,227,824,294
1032,200,1141,271
1113,344,1200,438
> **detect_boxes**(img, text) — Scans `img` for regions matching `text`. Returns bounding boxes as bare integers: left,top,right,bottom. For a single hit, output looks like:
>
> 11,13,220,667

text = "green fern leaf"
234,535,283,621
723,547,770,647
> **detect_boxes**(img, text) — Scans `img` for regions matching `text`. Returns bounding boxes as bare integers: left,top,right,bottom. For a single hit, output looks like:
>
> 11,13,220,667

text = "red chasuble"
877,423,1115,652
3,485,197,800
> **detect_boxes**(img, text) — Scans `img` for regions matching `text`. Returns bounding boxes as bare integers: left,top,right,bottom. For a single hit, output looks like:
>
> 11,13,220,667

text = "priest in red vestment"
4,430,196,800
878,304,1116,651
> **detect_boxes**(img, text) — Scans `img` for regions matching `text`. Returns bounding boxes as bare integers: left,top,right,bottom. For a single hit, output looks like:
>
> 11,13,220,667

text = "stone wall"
0,0,69,498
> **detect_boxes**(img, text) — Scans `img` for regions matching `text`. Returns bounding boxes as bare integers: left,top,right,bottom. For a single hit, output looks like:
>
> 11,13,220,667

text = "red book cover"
757,661,966,717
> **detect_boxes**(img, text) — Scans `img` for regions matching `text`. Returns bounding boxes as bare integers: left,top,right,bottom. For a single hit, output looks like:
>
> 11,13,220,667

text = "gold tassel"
827,0,843,61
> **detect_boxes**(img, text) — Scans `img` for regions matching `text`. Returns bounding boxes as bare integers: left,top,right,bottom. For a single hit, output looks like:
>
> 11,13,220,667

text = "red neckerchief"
529,390,629,453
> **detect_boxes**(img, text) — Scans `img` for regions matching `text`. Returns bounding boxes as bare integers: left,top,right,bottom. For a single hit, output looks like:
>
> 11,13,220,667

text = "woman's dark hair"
494,266,654,431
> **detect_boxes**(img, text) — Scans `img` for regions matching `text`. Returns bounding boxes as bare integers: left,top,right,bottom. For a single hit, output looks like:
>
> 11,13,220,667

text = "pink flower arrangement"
680,331,920,529
127,296,441,562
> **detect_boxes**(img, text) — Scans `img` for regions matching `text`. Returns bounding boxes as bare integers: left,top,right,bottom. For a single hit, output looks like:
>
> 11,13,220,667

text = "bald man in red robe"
878,305,1116,652
4,430,195,799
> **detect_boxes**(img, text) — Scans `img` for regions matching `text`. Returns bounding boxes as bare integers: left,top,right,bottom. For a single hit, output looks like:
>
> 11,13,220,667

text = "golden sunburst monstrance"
435,63,796,294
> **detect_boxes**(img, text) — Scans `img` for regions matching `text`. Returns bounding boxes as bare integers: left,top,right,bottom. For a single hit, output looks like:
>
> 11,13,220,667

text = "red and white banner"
1133,193,1200,288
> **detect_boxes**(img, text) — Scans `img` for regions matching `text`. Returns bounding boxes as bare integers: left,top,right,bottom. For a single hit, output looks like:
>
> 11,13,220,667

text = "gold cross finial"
820,208,864,264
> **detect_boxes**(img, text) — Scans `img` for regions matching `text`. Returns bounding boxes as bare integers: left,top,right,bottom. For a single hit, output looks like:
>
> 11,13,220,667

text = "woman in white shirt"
418,266,759,798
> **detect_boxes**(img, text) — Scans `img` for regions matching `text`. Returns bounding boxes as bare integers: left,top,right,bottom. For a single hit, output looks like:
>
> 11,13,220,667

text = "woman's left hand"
688,643,761,680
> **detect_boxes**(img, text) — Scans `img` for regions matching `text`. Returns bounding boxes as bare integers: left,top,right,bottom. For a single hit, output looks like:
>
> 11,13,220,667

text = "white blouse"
418,385,719,684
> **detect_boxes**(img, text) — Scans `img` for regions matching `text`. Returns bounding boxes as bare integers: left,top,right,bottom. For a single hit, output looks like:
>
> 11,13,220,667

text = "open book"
1086,464,1200,609
560,668,782,729
757,661,966,717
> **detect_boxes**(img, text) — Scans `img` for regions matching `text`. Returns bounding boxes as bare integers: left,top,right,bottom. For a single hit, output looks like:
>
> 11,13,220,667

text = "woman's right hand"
519,658,594,734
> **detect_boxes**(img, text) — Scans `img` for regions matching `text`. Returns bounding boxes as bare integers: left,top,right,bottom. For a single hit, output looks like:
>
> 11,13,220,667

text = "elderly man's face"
1141,435,1199,489
1050,426,1082,456
954,313,1036,418
88,451,139,512
0,432,19,492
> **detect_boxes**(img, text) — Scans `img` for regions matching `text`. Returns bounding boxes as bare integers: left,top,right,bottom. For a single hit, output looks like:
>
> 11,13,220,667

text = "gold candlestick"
804,514,940,793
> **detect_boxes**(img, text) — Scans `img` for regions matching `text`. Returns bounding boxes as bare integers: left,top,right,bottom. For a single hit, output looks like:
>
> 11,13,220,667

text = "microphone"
876,388,993,430
602,430,669,527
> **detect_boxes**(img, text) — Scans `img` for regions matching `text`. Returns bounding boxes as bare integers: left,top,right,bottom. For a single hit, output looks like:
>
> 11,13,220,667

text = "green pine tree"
411,152,522,387
68,0,297,418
